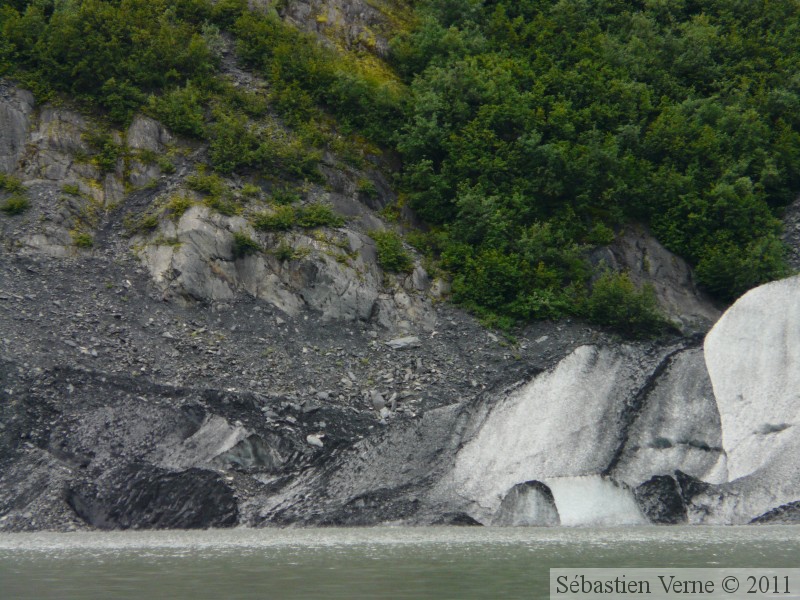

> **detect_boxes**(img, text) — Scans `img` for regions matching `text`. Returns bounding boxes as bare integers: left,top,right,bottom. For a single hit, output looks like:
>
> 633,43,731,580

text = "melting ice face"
442,344,670,523
544,476,647,527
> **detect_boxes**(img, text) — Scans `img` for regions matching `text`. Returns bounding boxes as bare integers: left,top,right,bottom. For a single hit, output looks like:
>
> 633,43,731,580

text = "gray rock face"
492,481,560,526
137,206,435,330
281,0,395,57
0,82,34,174
592,225,721,333
3,68,800,531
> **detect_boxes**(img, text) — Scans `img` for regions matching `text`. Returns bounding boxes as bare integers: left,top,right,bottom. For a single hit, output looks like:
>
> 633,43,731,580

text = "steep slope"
0,0,798,531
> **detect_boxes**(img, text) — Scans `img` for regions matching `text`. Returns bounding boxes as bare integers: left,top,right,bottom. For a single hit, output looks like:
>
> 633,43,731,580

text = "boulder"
492,481,560,526
634,475,687,524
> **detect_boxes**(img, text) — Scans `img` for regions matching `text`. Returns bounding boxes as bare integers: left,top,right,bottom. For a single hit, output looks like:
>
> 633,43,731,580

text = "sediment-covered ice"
612,348,727,486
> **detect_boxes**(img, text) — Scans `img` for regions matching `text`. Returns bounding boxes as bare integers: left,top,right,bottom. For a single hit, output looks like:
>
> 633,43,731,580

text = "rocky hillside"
1,0,799,531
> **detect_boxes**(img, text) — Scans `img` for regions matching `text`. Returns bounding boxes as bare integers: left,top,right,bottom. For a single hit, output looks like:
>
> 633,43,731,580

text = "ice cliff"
415,275,800,526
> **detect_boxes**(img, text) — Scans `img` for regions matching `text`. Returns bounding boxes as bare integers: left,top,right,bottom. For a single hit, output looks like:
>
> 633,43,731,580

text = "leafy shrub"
356,177,378,199
695,236,790,302
296,202,344,228
253,205,296,231
205,195,241,216
165,195,194,219
0,174,24,194
274,241,303,262
72,231,94,248
85,132,122,174
392,0,799,320
207,111,262,174
370,230,414,273
232,231,260,258
271,187,301,205
148,83,207,138
241,183,261,198
157,156,176,174
62,183,81,196
136,213,159,232
186,173,226,197
0,0,219,123
1,194,29,215
585,271,668,338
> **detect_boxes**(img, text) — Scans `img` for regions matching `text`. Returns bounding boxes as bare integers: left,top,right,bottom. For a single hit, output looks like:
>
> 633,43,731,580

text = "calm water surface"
1,526,798,599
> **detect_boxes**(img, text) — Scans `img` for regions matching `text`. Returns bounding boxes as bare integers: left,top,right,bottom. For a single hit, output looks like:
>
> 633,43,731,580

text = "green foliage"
71,231,94,248
295,202,344,228
157,155,176,174
271,187,301,205
391,0,800,324
370,230,413,273
241,183,261,198
274,240,302,262
165,195,194,219
695,236,791,302
85,131,123,173
185,173,226,197
253,205,296,231
123,210,158,234
0,173,24,194
233,10,405,145
204,194,241,216
206,110,321,177
62,183,81,196
356,177,379,199
1,194,29,215
585,271,669,338
253,202,343,230
232,231,260,258
147,82,206,138
2,0,797,335
0,0,220,123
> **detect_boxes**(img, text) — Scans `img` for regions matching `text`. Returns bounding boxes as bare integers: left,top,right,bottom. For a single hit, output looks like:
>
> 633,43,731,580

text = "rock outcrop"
592,225,721,333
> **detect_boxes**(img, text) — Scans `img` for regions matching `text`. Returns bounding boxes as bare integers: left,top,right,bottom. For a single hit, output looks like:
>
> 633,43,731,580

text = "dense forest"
1,0,799,333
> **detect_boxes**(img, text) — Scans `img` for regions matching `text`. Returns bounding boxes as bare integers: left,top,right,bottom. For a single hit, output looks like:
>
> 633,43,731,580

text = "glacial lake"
0,526,798,599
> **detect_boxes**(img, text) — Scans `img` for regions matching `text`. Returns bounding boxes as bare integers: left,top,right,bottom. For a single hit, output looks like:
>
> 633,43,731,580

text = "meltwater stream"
1,526,798,600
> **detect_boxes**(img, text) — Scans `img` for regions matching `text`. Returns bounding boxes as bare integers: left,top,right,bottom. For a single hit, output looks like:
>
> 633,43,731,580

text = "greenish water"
0,526,798,600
